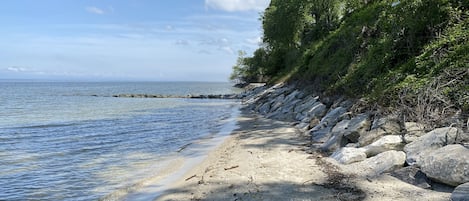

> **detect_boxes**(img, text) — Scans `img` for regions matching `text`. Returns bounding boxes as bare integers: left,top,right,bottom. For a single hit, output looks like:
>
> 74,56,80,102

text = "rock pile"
240,83,469,197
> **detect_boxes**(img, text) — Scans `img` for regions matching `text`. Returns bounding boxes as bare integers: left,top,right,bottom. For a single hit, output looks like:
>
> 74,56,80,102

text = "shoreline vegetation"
151,83,467,200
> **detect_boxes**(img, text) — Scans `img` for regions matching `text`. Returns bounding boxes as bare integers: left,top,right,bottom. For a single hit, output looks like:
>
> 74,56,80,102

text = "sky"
0,0,269,82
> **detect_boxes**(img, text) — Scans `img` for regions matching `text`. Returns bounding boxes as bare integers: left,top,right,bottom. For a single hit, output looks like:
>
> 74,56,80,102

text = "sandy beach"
155,109,451,201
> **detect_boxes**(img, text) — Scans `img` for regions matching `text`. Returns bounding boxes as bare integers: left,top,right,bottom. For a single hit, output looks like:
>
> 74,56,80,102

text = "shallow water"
0,81,241,200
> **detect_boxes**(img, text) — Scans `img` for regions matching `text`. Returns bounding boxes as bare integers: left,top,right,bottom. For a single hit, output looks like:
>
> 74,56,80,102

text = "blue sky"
0,0,269,81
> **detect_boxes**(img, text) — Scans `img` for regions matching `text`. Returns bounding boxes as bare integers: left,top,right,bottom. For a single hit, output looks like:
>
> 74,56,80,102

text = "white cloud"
86,6,105,15
7,66,28,72
205,0,270,12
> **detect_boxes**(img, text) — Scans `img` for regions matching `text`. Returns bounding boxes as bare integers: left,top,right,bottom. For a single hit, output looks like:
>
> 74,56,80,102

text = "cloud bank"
205,0,270,12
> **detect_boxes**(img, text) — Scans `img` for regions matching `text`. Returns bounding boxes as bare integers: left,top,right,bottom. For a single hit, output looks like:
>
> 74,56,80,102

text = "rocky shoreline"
240,83,469,200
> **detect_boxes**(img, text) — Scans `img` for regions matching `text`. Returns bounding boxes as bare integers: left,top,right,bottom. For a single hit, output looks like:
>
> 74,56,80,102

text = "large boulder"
364,135,404,157
404,127,466,165
331,147,367,164
347,150,406,177
419,144,469,186
451,182,469,201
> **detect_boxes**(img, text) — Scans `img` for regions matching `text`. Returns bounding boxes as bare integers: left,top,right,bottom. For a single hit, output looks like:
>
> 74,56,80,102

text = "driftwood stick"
177,143,192,152
185,174,197,181
224,165,239,171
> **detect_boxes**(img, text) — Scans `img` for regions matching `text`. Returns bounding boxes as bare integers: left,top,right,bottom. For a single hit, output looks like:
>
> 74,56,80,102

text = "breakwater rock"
110,93,241,99
241,82,469,194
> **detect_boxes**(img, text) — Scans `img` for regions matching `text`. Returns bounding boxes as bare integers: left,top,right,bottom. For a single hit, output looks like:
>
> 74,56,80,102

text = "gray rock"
420,144,469,186
307,102,327,119
309,107,347,143
294,96,319,113
390,166,432,189
295,122,310,132
331,147,367,164
452,182,469,201
311,127,333,143
320,120,350,152
359,116,401,146
320,107,347,127
364,135,404,157
280,99,302,114
370,116,401,132
404,127,466,165
258,102,271,115
344,114,370,142
403,122,426,143
347,150,406,177
358,128,388,147
269,94,286,113
320,132,349,152
283,90,301,104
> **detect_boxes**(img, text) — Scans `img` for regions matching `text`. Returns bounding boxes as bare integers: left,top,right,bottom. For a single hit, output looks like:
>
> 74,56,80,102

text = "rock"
358,128,388,147
364,135,404,157
370,116,401,132
269,94,286,112
331,147,367,164
420,144,469,186
320,107,347,127
283,90,302,103
347,150,406,177
311,127,333,143
320,120,350,152
294,96,319,113
309,107,347,143
403,122,426,143
452,182,469,201
404,127,466,165
320,132,349,152
359,116,401,146
390,166,432,189
344,114,370,142
257,102,271,115
306,102,327,120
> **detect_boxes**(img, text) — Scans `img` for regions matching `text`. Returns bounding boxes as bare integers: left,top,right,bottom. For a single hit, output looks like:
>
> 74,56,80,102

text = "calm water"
0,82,241,200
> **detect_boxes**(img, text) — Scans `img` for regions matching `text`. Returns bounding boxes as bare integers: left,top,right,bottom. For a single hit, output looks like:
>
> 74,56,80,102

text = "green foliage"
231,0,468,114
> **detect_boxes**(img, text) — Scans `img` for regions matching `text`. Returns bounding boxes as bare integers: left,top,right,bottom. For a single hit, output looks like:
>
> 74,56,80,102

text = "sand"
155,109,451,201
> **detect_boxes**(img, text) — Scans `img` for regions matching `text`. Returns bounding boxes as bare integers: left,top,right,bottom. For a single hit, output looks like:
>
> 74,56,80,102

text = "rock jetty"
110,93,241,99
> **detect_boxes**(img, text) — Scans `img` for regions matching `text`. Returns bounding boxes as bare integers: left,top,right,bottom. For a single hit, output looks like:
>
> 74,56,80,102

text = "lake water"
0,81,241,200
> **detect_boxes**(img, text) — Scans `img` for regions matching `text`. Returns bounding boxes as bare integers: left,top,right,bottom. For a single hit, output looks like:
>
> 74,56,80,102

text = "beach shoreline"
154,108,452,201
